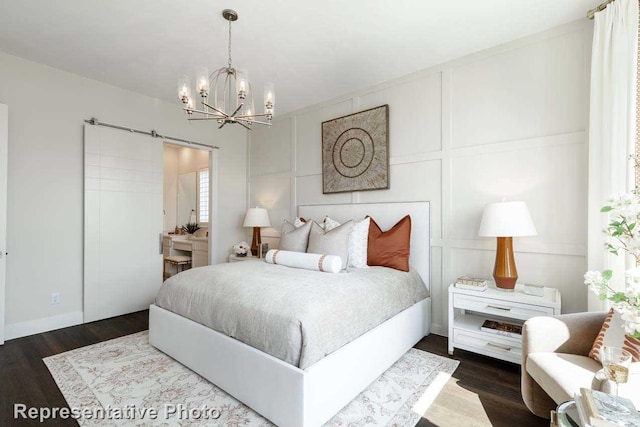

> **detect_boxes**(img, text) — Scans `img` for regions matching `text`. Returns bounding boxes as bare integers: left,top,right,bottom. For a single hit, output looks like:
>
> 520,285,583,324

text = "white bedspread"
155,260,429,369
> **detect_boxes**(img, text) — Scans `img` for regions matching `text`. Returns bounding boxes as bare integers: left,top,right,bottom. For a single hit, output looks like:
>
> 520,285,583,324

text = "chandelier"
177,9,275,130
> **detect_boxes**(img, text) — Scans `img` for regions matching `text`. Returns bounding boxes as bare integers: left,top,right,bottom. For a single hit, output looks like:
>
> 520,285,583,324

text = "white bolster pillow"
264,249,342,274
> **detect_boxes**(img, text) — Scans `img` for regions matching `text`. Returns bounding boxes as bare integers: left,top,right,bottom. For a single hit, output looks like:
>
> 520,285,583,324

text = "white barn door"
0,104,7,344
84,125,163,323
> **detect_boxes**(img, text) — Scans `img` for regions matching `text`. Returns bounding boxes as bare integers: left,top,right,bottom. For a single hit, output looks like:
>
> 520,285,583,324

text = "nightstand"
448,283,561,364
228,254,255,263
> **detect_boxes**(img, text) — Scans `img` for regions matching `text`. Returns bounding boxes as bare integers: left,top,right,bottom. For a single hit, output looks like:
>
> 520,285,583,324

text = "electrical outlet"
50,292,60,305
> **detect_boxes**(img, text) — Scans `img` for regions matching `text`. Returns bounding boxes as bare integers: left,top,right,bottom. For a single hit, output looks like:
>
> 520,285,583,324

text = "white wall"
163,145,179,231
0,51,248,338
248,20,591,336
177,146,209,175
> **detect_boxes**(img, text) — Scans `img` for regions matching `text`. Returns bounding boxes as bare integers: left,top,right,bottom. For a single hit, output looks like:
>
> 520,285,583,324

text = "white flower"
616,301,633,312
621,309,640,335
233,241,249,255
625,284,640,299
606,192,640,218
584,271,608,296
584,270,604,285
625,267,640,284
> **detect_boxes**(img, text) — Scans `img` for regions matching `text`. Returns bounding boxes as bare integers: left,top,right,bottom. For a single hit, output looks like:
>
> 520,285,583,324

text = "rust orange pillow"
367,215,411,272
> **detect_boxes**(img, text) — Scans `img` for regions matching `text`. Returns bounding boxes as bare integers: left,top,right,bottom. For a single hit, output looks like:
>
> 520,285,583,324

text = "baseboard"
430,323,447,337
5,311,84,341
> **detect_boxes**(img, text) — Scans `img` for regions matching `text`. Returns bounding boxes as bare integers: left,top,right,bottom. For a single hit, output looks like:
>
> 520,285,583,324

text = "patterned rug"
44,331,459,426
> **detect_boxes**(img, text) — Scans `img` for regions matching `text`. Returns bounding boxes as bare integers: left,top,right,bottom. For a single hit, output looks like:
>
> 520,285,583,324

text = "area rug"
44,331,459,426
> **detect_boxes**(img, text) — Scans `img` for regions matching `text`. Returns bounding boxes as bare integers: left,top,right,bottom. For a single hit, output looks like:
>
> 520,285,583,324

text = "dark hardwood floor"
415,336,546,427
0,310,547,427
0,310,149,427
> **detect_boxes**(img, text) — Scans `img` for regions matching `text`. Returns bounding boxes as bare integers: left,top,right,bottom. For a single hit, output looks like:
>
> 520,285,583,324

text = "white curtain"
588,0,639,310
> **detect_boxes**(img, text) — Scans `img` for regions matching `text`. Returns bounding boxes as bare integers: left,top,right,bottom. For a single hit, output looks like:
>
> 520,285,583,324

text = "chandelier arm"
229,103,243,118
223,72,230,116
212,69,222,112
240,119,272,126
188,117,227,121
201,101,228,117
218,121,227,129
234,120,251,130
184,107,224,118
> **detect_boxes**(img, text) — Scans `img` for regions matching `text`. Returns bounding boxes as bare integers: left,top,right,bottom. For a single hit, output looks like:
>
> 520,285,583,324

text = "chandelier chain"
228,17,232,69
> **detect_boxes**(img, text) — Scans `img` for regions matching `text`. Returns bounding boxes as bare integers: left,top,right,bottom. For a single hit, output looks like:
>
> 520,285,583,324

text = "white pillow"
293,217,307,228
264,249,342,274
323,215,341,231
307,221,353,270
323,216,370,269
279,220,311,253
349,217,370,268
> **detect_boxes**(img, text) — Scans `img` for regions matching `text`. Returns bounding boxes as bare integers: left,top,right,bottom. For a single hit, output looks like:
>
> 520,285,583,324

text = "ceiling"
0,0,601,115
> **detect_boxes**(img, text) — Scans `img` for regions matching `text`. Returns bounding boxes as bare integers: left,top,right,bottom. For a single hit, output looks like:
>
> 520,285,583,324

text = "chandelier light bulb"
236,69,248,101
185,97,195,113
196,67,210,97
264,82,275,120
264,83,275,108
177,76,191,103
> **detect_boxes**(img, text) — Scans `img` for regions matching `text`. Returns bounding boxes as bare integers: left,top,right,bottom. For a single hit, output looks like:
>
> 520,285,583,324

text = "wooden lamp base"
250,226,261,257
493,236,517,291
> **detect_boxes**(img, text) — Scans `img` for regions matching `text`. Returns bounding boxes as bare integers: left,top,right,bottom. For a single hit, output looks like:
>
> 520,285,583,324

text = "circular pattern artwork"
322,105,389,194
332,128,375,178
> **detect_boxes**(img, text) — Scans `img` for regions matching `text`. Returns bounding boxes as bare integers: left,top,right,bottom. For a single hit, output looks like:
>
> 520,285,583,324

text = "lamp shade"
478,201,537,237
243,207,271,228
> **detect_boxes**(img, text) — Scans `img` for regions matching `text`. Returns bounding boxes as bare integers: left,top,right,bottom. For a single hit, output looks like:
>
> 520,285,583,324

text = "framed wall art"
321,105,389,194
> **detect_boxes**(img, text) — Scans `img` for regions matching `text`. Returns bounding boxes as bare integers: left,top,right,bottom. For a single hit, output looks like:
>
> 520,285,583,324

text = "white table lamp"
243,207,271,256
478,201,537,290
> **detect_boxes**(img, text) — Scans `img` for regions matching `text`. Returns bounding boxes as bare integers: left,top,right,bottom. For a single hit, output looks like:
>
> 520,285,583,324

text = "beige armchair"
521,311,640,418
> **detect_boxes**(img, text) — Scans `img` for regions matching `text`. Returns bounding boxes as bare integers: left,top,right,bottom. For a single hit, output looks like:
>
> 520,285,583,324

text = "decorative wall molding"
248,20,591,333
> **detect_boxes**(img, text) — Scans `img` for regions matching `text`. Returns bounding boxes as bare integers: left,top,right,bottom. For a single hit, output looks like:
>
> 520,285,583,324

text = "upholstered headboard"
298,202,430,289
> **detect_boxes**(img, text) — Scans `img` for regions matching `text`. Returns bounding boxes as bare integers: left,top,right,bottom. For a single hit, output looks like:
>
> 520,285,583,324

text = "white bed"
149,201,431,427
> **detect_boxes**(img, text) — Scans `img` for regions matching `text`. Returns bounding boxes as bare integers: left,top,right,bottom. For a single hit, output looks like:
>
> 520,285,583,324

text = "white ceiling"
0,0,601,115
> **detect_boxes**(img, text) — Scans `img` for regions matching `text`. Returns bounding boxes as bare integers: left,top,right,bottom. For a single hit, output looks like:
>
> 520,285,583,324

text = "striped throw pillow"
589,308,640,362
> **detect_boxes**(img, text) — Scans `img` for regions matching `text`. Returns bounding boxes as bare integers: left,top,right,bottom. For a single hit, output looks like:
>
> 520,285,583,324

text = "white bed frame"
150,202,431,427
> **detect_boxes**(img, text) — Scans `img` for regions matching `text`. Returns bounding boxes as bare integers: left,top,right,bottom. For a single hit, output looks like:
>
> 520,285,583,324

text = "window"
198,168,209,224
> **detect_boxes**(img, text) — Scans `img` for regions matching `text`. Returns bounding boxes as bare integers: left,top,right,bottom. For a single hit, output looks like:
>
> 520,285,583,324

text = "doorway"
162,143,213,278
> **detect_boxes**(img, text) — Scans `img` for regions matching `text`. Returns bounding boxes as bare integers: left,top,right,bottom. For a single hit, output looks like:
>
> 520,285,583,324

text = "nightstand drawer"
454,294,554,320
453,328,522,363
